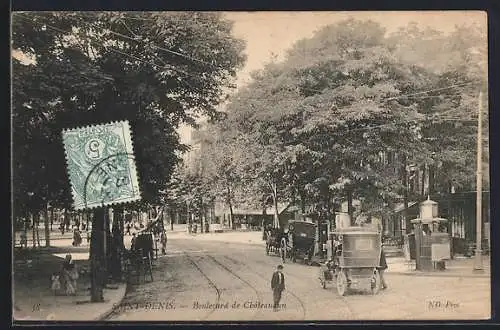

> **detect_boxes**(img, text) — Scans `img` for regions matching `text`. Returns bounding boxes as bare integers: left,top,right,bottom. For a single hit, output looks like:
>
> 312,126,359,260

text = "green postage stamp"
62,120,141,210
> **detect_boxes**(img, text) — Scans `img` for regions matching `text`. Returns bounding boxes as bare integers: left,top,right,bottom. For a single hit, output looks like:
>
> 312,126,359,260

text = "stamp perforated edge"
61,120,142,211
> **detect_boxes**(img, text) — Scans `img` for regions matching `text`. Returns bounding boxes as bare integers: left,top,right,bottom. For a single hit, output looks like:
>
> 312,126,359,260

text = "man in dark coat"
130,233,137,251
271,264,285,311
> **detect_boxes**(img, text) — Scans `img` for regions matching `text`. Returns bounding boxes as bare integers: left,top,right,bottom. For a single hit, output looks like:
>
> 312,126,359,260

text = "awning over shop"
393,201,418,213
215,202,291,217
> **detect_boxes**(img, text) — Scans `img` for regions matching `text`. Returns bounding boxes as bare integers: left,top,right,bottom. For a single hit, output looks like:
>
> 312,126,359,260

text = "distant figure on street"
131,233,137,251
160,231,167,255
20,231,28,248
72,228,82,247
271,264,285,311
378,246,388,290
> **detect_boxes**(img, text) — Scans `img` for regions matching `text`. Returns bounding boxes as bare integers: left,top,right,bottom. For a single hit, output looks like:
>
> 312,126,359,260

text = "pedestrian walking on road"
271,264,285,311
131,233,137,251
160,231,167,255
378,246,388,290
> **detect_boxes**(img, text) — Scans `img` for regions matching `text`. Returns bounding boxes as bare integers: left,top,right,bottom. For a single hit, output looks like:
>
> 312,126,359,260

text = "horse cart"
265,228,287,262
318,227,382,296
286,220,316,264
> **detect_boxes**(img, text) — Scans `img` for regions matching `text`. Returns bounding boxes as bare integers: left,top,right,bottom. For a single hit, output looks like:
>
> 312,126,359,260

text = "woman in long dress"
61,254,79,295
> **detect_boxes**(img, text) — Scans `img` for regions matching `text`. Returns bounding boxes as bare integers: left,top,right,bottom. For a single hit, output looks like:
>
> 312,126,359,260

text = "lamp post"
473,91,484,272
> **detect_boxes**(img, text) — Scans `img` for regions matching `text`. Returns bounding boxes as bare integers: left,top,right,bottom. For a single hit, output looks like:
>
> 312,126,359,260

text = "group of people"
130,230,168,256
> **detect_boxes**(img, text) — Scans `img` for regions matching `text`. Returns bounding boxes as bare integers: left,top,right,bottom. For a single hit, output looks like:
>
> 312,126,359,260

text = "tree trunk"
421,165,426,197
44,204,50,247
105,209,113,281
90,208,106,302
50,208,54,231
86,212,90,231
448,181,454,260
110,206,124,282
299,189,306,221
228,202,234,230
187,201,191,233
34,212,40,247
200,196,205,233
402,157,409,236
23,213,28,247
160,206,165,231
429,166,435,195
31,213,36,248
271,182,280,229
347,190,354,226
170,209,175,231
64,209,69,230
227,186,234,230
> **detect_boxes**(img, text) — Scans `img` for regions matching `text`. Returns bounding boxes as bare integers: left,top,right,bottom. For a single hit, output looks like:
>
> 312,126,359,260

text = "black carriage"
286,220,316,264
318,227,382,296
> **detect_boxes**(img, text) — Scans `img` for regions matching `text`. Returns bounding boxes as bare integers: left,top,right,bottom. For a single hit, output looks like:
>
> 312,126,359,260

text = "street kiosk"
410,197,450,271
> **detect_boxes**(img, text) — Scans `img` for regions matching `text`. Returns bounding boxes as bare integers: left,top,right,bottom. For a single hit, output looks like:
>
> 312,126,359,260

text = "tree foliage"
198,18,487,224
12,12,246,215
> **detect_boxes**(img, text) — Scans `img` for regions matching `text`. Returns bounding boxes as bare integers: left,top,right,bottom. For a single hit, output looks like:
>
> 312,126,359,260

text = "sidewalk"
13,247,126,321
14,229,89,247
386,256,491,278
167,229,264,246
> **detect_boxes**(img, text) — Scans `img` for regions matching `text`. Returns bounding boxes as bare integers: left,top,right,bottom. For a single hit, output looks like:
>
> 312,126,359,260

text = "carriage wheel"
371,269,381,295
336,270,348,296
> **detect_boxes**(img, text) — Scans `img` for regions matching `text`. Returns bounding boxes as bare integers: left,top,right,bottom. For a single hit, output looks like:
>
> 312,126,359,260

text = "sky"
11,11,486,144
178,10,486,143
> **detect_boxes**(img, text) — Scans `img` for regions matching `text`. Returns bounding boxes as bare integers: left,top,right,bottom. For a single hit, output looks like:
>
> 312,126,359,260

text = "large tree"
209,18,486,230
387,21,488,196
12,11,245,301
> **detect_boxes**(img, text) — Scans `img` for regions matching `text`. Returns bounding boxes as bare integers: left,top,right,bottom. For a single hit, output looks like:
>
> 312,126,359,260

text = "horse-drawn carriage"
265,227,287,262
318,227,382,296
286,220,316,264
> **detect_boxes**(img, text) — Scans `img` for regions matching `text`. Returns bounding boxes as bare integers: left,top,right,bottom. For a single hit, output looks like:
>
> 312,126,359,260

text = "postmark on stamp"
62,120,141,210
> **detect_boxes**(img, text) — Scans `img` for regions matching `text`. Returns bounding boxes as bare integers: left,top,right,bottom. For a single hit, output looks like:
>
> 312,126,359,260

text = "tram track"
223,255,308,320
232,252,370,320
183,253,222,320
272,257,357,320
206,254,266,320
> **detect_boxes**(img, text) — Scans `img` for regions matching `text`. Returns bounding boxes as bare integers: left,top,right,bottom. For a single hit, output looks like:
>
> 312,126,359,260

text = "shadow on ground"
13,247,92,305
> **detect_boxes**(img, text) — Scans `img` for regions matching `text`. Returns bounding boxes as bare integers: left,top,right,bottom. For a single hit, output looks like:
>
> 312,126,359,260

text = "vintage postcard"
12,11,490,322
